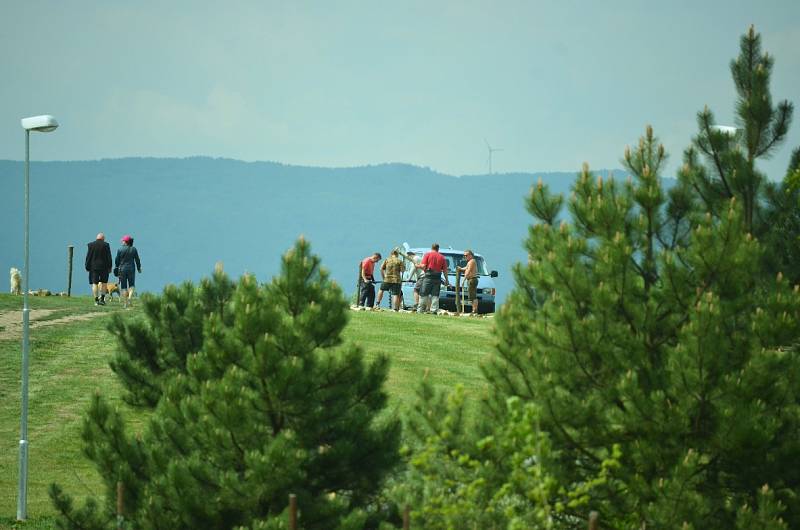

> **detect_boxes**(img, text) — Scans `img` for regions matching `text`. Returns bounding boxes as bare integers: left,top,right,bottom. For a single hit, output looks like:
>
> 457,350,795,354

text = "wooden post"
355,262,363,306
460,269,466,314
588,510,599,530
67,245,74,297
116,481,124,530
455,269,461,314
402,504,410,529
288,493,297,530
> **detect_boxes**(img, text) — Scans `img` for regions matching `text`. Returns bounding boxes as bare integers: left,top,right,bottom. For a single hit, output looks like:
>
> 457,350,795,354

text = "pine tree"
479,27,800,528
763,148,800,285
679,25,793,237
50,239,400,529
482,120,800,527
390,381,620,530
106,263,237,408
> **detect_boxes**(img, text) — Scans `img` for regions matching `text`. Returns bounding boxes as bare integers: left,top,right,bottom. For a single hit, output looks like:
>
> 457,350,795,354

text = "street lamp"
17,114,58,521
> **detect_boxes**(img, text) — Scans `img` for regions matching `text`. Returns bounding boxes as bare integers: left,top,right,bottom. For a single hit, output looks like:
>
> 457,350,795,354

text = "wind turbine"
485,139,503,174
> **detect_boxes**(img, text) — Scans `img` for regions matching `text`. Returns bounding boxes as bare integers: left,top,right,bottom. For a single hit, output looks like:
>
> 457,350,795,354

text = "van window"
443,254,489,276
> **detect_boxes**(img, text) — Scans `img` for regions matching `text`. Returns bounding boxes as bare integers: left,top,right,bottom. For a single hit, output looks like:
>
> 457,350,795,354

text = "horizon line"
0,156,629,178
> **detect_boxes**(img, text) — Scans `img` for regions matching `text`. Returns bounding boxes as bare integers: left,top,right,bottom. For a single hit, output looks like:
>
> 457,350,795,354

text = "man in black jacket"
85,232,113,305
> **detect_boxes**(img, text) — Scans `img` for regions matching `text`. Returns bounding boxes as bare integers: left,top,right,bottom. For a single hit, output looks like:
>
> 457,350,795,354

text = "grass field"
0,294,496,528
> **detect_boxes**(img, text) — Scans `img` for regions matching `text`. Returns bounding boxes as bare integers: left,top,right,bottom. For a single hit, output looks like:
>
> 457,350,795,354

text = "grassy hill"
0,293,496,528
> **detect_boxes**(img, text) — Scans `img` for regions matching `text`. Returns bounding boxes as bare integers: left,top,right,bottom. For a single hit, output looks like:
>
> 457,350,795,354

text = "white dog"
10,267,22,295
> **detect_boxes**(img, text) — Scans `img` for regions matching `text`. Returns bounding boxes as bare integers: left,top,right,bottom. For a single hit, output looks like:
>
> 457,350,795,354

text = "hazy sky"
2,0,798,178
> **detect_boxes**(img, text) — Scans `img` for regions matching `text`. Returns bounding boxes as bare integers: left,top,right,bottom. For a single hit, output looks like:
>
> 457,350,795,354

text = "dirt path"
0,309,108,341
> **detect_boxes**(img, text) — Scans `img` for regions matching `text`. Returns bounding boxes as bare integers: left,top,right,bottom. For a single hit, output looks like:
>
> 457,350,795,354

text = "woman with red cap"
114,235,142,309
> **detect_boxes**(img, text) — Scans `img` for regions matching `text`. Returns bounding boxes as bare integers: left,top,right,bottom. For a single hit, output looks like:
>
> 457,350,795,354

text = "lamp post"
17,114,58,521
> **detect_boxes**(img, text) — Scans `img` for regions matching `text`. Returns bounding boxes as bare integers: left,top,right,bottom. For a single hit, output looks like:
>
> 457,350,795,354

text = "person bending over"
358,252,381,308
375,249,405,311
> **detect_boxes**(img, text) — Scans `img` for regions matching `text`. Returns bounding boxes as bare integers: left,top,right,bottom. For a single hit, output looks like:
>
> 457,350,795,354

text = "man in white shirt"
403,250,423,310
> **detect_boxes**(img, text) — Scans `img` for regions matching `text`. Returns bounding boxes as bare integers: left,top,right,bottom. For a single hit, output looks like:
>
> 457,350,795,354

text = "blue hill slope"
0,158,624,304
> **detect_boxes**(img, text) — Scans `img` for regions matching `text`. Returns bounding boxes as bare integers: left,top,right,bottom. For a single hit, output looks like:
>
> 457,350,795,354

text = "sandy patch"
0,309,107,341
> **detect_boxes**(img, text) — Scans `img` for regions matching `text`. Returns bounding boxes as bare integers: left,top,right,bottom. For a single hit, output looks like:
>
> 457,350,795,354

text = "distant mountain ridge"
0,157,631,305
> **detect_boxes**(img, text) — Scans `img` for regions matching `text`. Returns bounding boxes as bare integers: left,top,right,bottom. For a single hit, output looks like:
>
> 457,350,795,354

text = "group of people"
358,243,480,315
85,232,142,308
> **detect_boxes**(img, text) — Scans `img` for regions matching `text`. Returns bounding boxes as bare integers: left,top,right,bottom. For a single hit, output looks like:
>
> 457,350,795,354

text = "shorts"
119,269,136,289
89,270,109,284
414,277,423,293
380,282,401,295
467,277,478,301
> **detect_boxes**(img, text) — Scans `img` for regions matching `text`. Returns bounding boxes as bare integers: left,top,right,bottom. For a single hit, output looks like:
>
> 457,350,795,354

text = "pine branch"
700,118,735,198
756,100,793,158
543,397,602,465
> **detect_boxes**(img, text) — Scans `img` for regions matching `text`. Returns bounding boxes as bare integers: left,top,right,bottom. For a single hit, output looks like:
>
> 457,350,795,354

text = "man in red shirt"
358,252,382,308
417,243,449,313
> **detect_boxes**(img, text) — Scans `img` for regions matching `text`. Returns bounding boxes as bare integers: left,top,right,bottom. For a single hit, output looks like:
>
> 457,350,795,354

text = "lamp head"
21,115,59,132
709,125,737,137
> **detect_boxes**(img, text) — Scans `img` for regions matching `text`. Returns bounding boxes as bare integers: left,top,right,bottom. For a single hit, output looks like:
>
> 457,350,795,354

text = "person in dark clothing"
115,234,142,309
85,232,113,305
358,252,382,309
